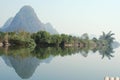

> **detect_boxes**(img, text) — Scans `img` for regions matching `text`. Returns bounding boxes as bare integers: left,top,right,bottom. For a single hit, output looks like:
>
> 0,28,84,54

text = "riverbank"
0,42,10,47
0,31,115,51
0,43,3,47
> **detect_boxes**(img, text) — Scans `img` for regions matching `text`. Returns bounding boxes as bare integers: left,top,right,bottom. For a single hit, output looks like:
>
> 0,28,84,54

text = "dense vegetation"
0,31,115,59
0,31,115,48
0,31,36,48
0,31,92,47
31,31,83,47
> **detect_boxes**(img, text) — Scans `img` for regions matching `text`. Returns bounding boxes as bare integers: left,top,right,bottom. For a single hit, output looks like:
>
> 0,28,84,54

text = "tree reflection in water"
0,42,118,79
98,31,115,59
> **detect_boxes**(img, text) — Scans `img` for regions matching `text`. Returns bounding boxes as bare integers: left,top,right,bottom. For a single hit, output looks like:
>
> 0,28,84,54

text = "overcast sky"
0,0,120,40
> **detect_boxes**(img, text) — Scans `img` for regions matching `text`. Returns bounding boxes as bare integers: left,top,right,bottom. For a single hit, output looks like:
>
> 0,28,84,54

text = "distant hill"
44,23,58,34
1,17,13,31
2,17,13,29
0,5,58,34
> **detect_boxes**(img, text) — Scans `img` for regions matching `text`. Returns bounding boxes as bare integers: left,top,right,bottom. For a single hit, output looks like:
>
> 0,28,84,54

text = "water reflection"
2,55,40,79
0,43,119,79
0,47,53,79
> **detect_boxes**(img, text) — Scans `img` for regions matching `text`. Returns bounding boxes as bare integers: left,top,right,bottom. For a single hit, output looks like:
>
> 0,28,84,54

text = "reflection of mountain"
2,55,53,79
0,43,117,79
2,55,12,67
40,55,53,64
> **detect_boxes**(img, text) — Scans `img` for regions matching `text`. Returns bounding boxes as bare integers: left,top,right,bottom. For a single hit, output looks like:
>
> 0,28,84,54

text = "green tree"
50,34,62,46
32,31,51,44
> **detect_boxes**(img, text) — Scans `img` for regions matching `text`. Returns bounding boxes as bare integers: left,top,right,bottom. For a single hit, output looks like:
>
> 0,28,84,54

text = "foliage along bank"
0,31,115,51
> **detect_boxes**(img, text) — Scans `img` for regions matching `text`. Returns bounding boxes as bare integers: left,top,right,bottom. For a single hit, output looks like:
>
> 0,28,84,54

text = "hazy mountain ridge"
44,23,58,34
2,17,13,29
0,5,58,34
0,17,13,32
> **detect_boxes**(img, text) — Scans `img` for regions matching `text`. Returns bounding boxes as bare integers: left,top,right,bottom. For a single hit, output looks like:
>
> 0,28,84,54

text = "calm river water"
0,46,119,80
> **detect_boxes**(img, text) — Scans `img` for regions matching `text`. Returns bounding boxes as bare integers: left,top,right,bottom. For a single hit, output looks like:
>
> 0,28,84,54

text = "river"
0,46,119,80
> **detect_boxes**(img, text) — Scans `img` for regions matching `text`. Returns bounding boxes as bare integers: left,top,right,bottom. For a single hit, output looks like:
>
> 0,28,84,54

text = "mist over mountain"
1,5,58,34
2,17,13,29
0,17,13,32
44,23,58,34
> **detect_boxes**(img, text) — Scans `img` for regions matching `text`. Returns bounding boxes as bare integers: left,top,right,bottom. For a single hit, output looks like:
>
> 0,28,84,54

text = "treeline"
0,31,92,48
31,31,91,47
0,31,115,51
0,31,36,48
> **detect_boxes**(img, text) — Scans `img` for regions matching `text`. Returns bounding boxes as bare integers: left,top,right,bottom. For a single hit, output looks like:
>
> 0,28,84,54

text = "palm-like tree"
99,31,115,44
98,31,115,59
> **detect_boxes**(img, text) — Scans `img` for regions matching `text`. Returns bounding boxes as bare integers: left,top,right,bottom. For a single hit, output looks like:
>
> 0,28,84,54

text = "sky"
0,0,120,40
